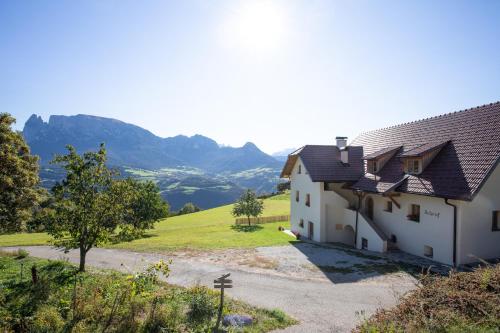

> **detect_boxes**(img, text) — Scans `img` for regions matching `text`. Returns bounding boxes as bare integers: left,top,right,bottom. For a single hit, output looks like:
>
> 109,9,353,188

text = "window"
424,245,433,258
407,159,421,174
390,234,397,243
295,190,299,202
298,164,302,174
385,201,393,212
305,194,311,207
493,211,500,231
299,219,304,228
368,160,378,174
408,204,420,222
361,238,368,249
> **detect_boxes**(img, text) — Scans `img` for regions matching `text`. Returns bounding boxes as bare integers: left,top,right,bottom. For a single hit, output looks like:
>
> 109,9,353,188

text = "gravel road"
1,245,416,333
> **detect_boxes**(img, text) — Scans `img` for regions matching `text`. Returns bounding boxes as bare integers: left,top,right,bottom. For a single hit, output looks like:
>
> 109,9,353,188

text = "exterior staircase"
387,240,399,251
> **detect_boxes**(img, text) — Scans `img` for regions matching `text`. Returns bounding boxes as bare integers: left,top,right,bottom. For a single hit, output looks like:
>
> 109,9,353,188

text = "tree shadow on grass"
230,224,263,233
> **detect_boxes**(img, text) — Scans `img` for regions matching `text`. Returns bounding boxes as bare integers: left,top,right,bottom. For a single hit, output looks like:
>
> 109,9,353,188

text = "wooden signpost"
214,273,232,332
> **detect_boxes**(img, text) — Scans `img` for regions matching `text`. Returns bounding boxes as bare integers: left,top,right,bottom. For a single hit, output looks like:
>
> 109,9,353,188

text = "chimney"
336,136,349,164
336,136,347,149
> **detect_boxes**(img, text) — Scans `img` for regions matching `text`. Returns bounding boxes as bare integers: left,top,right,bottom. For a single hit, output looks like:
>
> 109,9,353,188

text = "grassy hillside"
0,194,293,251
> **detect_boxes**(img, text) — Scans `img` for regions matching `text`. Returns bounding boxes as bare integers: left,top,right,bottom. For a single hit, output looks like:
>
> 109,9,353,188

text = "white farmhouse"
281,102,500,267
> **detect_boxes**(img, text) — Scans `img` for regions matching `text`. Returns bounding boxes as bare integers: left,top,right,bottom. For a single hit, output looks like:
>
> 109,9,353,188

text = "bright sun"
220,1,287,54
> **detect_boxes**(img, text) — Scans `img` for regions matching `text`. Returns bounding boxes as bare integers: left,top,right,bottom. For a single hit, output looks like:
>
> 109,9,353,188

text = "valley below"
25,113,286,210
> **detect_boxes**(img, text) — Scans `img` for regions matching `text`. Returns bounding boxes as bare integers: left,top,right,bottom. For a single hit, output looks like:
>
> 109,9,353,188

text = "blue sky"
1,0,499,154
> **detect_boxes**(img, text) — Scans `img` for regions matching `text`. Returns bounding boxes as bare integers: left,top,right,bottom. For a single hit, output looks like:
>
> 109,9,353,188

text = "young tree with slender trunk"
232,189,264,226
47,144,168,271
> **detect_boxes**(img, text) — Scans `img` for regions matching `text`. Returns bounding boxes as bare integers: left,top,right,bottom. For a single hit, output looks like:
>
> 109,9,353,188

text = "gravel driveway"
2,244,417,333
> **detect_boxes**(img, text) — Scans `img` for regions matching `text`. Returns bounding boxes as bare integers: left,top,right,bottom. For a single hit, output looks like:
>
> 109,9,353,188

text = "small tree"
47,144,168,271
232,189,264,226
178,202,201,215
277,181,291,193
0,113,40,232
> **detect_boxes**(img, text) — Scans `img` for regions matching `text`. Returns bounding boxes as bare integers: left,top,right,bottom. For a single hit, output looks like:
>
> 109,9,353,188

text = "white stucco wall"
289,157,322,241
366,193,455,265
457,164,500,265
322,183,358,244
356,211,387,252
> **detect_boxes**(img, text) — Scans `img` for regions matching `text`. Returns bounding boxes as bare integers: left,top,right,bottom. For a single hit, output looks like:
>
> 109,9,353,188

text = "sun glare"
220,1,288,55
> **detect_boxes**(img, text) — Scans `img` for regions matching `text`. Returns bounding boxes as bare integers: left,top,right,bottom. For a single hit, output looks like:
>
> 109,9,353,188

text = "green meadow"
0,194,294,252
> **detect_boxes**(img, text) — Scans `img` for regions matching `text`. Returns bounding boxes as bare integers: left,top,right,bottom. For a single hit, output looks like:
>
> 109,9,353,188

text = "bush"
356,265,500,332
31,305,65,333
187,285,217,327
16,248,29,259
268,309,287,323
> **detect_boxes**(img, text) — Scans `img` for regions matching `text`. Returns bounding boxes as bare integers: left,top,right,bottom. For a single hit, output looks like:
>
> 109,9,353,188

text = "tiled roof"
351,102,500,200
399,140,449,157
280,145,364,182
363,146,401,160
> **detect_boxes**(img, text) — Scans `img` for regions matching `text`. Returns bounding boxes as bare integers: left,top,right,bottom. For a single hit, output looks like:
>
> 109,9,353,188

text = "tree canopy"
0,113,40,233
231,189,264,225
178,202,201,215
46,144,168,271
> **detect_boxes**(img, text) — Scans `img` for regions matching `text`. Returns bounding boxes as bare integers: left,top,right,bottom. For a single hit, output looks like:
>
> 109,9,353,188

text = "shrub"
355,265,500,332
16,248,29,259
267,309,287,323
187,286,217,327
142,299,185,333
31,305,65,333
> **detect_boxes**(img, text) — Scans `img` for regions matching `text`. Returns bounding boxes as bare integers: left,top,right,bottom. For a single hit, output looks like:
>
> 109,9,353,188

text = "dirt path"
1,245,417,333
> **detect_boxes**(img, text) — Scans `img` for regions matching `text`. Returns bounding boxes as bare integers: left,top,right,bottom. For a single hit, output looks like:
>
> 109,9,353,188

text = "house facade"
281,102,500,266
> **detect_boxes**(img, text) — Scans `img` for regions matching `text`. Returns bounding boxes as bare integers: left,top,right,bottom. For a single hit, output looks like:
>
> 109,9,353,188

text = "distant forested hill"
24,114,284,210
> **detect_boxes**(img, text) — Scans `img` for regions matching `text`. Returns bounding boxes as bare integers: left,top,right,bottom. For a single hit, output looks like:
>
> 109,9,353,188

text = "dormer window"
363,146,401,174
367,160,379,174
401,141,449,175
407,159,422,174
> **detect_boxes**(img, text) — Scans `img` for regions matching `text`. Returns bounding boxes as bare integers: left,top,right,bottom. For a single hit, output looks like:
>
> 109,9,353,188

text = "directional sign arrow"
214,279,232,284
214,285,232,289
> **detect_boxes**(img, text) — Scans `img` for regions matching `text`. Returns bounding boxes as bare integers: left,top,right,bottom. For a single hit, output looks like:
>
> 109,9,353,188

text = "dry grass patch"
238,255,279,270
355,265,500,333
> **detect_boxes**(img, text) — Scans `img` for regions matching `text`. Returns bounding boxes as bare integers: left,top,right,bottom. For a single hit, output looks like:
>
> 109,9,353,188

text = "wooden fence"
235,215,290,225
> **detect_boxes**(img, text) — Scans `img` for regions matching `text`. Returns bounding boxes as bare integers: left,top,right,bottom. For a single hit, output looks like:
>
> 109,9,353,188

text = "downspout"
445,198,457,267
354,192,361,246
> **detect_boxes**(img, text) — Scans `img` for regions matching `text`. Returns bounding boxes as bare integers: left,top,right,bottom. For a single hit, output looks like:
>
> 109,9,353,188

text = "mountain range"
23,114,285,210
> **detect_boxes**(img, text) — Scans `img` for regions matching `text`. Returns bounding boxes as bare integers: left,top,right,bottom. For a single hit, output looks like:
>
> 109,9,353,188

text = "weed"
355,265,500,332
16,248,29,259
267,309,287,323
187,285,217,327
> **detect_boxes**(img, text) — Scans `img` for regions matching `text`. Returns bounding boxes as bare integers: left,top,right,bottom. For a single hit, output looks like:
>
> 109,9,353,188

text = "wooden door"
308,221,314,240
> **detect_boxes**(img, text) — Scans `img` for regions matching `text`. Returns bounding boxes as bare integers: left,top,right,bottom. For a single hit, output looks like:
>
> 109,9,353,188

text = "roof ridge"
357,100,500,136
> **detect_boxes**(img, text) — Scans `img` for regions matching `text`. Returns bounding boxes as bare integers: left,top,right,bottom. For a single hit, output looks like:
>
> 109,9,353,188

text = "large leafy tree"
232,189,264,226
0,113,40,233
47,144,168,271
